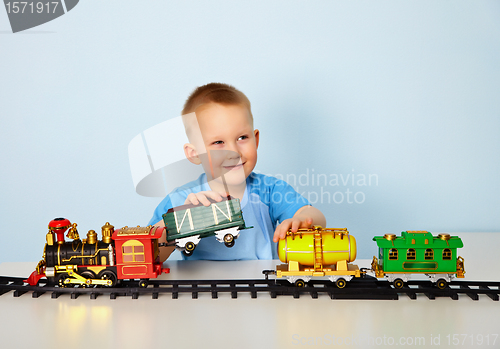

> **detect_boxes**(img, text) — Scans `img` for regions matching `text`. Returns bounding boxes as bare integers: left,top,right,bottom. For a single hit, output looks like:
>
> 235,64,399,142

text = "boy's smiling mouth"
223,162,245,170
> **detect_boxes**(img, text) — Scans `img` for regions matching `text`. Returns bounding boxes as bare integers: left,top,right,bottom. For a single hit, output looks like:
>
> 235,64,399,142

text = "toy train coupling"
262,270,275,280
456,256,465,278
359,267,370,275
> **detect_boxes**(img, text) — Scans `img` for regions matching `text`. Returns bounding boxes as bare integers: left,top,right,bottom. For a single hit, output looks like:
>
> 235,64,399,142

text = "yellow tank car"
275,227,361,288
278,228,357,265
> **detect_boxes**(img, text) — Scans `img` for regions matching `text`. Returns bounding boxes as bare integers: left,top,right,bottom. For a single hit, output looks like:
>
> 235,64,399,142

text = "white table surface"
1,233,499,349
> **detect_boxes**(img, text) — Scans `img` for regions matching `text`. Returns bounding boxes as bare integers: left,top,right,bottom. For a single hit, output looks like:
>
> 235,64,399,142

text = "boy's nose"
224,142,241,157
225,149,241,159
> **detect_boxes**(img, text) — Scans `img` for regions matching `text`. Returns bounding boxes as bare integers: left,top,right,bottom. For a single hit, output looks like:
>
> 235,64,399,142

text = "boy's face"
187,103,259,190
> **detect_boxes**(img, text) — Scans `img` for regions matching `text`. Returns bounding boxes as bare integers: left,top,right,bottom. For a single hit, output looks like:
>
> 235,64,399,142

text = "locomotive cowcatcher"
25,218,170,288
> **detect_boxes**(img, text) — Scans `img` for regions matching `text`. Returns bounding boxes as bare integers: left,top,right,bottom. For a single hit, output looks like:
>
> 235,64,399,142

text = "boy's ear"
254,129,260,149
184,143,201,165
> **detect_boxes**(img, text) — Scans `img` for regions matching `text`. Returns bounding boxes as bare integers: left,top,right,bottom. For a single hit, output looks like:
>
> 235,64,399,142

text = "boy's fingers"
206,191,223,201
273,218,318,243
301,218,313,228
274,223,287,242
185,191,226,207
200,191,224,205
185,193,199,205
280,226,288,239
196,193,212,206
281,223,289,239
274,225,283,242
273,231,279,243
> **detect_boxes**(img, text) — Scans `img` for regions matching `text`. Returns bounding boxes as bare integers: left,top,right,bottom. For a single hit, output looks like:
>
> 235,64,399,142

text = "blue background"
0,0,499,262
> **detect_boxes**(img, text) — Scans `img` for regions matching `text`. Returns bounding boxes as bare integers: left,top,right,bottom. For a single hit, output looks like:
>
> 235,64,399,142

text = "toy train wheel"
335,278,347,289
436,279,448,289
295,279,306,287
80,271,96,287
185,242,196,252
138,279,149,288
393,278,404,289
183,242,196,256
98,270,117,287
57,273,70,288
224,234,235,248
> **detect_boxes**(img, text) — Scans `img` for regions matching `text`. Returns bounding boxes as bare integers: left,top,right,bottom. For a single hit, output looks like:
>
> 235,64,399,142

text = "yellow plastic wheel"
436,279,447,289
336,278,347,289
295,279,305,287
394,279,404,289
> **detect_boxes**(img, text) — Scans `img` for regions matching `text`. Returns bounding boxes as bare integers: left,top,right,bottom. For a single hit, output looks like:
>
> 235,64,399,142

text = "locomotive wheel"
80,271,97,287
335,278,347,289
138,279,149,288
295,279,306,287
98,270,117,287
57,273,70,288
393,278,404,289
436,279,448,290
185,242,196,252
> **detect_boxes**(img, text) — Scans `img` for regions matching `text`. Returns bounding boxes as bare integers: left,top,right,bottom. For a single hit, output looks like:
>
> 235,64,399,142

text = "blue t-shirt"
149,172,310,260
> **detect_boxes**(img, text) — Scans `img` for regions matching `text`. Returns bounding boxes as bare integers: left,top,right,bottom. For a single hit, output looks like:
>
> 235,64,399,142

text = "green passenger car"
371,231,465,289
162,197,249,256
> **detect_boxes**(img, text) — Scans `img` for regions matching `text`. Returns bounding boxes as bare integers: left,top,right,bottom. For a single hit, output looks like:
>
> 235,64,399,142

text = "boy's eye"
238,135,248,141
212,140,223,145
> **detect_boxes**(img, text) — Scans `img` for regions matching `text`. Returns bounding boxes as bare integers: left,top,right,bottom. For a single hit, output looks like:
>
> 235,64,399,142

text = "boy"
149,83,326,261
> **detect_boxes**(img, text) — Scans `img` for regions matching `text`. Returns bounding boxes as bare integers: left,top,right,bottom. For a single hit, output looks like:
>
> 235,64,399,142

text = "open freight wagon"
162,197,250,256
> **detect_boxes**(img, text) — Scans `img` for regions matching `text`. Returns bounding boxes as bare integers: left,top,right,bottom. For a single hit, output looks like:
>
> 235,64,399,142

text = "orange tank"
277,228,357,266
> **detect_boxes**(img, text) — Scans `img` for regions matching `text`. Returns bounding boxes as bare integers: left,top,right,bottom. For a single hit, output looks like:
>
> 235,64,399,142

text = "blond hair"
182,82,252,117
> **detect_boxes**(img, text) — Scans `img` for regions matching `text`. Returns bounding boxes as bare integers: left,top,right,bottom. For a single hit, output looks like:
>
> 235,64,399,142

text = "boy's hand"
185,191,226,206
273,205,327,243
273,217,314,243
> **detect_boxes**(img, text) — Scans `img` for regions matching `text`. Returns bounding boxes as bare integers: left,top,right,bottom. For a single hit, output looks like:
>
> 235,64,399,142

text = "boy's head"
181,83,259,191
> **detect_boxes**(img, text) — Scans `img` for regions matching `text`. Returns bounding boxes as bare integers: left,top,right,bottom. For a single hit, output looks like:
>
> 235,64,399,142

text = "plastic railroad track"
1,275,499,301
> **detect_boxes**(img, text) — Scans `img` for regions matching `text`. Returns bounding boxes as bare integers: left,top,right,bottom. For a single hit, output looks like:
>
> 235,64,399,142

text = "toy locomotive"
26,218,170,288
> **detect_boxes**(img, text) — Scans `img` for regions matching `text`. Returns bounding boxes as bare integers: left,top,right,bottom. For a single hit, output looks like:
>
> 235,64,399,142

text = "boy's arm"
153,219,176,262
273,205,326,243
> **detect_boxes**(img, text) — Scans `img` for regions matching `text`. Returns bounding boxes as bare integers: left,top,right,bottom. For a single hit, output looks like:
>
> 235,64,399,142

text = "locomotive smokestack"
48,218,71,245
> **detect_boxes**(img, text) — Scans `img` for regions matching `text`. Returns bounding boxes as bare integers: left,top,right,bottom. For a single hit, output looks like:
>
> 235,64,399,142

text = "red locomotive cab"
112,225,170,284
48,218,72,244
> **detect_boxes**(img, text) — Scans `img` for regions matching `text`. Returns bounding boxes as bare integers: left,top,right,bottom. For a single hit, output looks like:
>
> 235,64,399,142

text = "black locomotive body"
44,239,112,268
